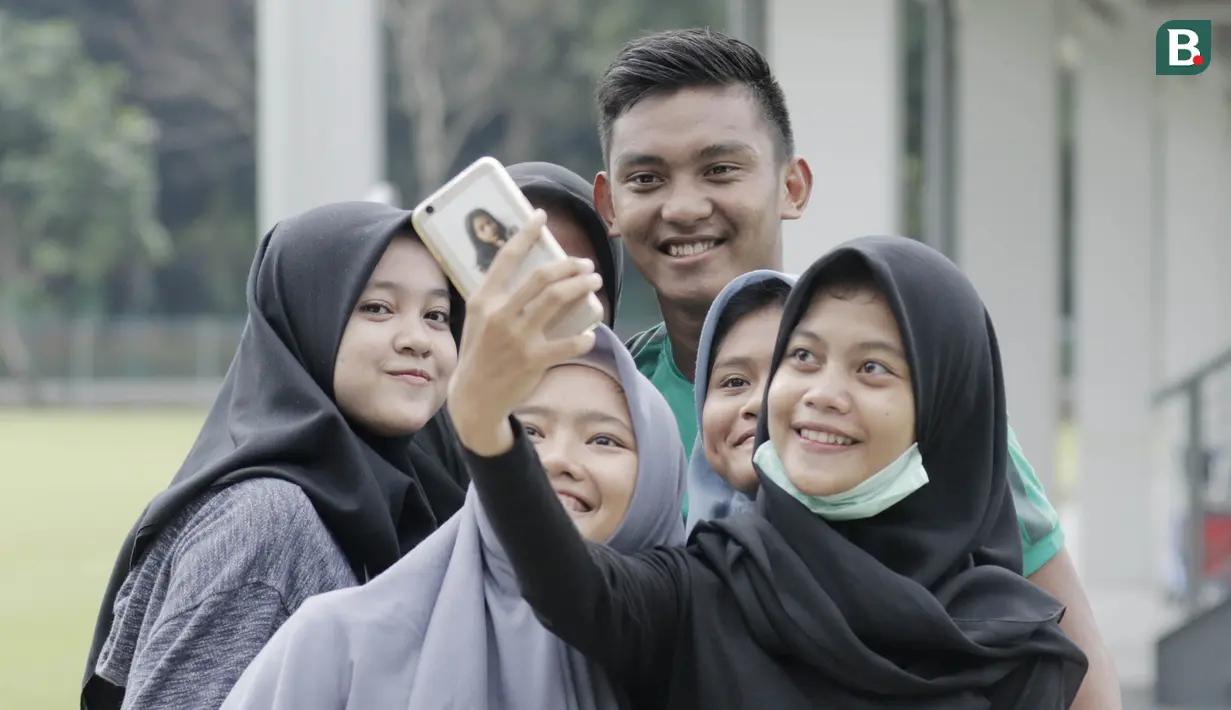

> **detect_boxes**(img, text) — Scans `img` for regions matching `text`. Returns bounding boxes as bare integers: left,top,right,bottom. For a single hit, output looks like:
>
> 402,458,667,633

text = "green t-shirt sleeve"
1006,424,1065,576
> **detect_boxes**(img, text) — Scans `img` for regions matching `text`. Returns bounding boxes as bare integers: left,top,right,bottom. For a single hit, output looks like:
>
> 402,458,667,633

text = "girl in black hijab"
81,201,468,710
509,161,623,325
450,232,1089,709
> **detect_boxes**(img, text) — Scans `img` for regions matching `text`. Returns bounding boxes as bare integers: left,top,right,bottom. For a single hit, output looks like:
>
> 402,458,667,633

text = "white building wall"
766,0,903,271
954,0,1062,494
1072,16,1158,587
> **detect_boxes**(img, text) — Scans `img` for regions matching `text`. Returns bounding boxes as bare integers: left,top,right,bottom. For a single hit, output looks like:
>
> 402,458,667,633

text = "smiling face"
765,282,915,496
701,304,783,493
594,86,809,313
515,365,639,542
332,234,458,437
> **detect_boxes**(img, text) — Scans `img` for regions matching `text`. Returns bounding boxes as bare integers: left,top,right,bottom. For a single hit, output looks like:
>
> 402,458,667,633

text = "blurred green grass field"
0,407,206,709
0,406,1077,708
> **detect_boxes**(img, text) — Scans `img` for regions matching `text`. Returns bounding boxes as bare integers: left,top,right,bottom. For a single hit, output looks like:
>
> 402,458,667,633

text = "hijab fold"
220,325,687,710
688,236,1087,707
82,202,469,709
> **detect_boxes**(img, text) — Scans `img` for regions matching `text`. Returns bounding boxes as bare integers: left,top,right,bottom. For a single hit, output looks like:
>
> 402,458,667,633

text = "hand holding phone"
411,157,605,340
446,210,602,455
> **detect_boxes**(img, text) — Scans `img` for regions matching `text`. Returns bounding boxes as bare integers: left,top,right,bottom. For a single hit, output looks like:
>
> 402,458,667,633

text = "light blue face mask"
753,440,929,521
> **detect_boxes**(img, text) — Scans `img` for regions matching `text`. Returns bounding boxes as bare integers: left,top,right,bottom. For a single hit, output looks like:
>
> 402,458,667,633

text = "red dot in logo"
1194,55,1205,65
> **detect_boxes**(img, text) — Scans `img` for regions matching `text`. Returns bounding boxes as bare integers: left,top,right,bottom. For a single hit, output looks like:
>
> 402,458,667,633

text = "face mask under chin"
753,441,929,521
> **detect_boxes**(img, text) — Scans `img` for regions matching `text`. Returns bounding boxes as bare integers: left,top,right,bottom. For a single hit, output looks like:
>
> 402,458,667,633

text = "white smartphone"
410,156,605,340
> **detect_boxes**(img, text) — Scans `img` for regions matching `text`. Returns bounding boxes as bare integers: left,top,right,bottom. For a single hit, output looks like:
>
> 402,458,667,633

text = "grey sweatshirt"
94,478,357,710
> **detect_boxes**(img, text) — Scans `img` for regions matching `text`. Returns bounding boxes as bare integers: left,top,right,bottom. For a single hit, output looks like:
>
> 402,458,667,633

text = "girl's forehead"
523,368,635,436
533,365,625,405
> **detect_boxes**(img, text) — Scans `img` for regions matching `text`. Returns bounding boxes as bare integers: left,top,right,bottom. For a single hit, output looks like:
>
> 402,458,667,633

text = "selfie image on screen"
464,208,515,273
432,171,524,282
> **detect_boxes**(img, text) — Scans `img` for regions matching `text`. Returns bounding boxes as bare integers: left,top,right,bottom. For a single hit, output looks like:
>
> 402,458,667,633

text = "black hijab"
508,161,622,325
82,201,469,708
688,236,1087,707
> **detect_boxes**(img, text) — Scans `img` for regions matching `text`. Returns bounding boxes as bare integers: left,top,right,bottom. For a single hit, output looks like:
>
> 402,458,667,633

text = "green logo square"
1156,20,1212,75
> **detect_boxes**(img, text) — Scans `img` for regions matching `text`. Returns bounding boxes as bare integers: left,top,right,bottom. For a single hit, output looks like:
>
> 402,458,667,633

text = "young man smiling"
590,28,1121,710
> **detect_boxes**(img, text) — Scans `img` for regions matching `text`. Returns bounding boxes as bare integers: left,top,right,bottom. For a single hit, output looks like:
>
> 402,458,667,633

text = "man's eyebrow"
615,141,759,172
614,152,666,172
696,141,757,161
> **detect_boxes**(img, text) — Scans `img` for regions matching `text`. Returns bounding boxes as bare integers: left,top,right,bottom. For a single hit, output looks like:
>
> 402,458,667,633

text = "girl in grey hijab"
220,324,686,710
685,270,796,532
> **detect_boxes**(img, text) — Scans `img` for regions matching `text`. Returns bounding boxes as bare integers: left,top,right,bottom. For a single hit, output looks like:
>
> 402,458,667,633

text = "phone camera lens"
425,205,435,215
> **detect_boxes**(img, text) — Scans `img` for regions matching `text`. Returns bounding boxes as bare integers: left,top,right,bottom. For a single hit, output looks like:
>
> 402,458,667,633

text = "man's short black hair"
596,28,794,164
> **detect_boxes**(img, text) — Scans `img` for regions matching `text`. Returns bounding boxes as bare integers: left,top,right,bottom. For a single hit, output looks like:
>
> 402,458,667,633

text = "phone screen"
415,158,604,338
428,169,527,286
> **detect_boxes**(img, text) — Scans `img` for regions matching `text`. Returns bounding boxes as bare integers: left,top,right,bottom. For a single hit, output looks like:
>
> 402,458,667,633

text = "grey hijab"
684,270,797,534
220,325,686,710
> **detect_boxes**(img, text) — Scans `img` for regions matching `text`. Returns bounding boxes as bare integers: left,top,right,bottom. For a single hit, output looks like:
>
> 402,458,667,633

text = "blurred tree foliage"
383,0,724,199
0,10,168,381
2,0,724,320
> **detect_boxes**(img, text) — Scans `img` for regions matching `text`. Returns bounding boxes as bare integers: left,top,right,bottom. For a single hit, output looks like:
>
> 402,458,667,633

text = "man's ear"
781,157,813,221
594,172,622,238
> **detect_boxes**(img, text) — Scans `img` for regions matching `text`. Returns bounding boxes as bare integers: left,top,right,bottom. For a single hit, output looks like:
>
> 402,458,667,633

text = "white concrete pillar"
257,0,383,233
1072,20,1157,586
1218,87,1231,450
954,0,1061,493
1158,68,1230,385
767,0,903,269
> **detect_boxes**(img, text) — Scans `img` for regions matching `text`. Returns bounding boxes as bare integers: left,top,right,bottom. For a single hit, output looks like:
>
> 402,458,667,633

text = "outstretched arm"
460,415,684,692
446,210,685,700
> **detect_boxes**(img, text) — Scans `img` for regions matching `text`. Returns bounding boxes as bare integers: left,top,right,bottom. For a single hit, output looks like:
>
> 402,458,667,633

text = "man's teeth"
800,429,855,446
667,241,717,257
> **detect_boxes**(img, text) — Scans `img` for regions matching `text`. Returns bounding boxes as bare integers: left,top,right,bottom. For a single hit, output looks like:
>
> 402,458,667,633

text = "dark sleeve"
463,419,685,690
